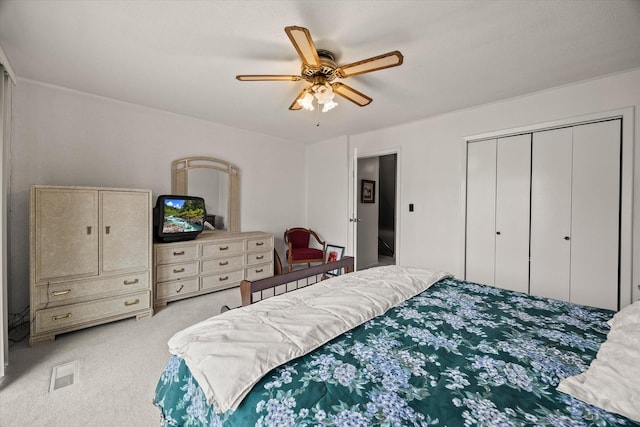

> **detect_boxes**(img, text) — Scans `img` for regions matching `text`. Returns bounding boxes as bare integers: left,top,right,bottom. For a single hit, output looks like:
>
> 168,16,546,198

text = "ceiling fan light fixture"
297,91,315,111
321,99,338,113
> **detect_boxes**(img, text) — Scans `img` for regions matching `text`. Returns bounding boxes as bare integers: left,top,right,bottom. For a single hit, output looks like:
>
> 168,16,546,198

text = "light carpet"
0,288,240,427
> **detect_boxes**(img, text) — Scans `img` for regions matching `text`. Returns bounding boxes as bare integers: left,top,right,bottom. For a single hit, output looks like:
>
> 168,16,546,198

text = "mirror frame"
171,156,240,232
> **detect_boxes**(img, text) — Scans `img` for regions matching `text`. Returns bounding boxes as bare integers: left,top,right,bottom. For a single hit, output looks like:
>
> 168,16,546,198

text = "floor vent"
49,360,79,392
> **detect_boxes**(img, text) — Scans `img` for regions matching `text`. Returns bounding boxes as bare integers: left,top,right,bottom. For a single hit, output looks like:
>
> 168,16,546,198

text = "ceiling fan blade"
284,26,321,67
289,89,307,110
335,50,403,78
332,83,372,107
236,75,302,81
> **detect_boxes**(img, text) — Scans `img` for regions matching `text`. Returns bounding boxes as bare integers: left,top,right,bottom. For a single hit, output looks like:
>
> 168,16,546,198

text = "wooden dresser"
153,231,274,307
29,185,153,345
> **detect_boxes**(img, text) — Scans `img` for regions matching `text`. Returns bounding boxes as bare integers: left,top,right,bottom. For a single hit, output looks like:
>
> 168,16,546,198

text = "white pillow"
608,300,640,328
557,300,640,422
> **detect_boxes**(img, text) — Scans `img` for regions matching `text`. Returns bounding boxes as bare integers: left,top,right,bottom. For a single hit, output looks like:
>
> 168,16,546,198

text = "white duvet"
557,300,640,422
167,265,450,413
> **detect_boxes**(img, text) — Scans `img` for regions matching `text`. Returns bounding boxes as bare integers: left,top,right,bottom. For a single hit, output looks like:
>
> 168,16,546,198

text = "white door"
530,120,620,310
465,139,497,285
494,134,531,293
530,128,573,301
570,120,620,310
349,148,359,269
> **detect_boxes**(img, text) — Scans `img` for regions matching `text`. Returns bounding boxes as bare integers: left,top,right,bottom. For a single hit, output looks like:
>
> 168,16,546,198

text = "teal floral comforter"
154,278,639,426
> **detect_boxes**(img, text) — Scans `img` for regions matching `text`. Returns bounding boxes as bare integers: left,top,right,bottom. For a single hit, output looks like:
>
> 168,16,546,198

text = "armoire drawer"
201,270,243,291
33,272,150,309
201,255,244,274
201,239,244,257
247,250,272,266
155,245,199,264
156,261,198,283
155,278,199,301
34,291,150,334
245,262,273,281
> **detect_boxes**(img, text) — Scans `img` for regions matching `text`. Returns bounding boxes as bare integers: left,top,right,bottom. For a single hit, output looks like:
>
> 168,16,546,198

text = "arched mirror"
172,157,240,232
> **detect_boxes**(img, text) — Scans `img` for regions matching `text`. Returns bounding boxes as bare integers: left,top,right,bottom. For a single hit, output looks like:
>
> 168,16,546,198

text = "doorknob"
564,236,570,241
349,218,363,222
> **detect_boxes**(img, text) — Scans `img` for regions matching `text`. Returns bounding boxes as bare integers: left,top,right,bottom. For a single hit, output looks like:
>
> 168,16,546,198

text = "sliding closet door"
570,120,620,310
465,140,496,285
530,128,573,301
494,134,531,293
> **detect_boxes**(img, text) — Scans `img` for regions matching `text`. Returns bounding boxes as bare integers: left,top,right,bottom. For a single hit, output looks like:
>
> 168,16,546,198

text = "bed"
153,259,640,426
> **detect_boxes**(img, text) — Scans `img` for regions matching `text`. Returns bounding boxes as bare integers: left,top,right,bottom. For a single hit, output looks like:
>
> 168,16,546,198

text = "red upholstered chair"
284,227,326,272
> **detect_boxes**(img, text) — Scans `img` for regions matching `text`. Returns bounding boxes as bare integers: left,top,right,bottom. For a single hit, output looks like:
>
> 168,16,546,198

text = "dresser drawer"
201,239,244,258
247,250,272,266
245,262,273,281
201,255,244,274
247,236,273,252
201,270,244,291
156,278,199,301
156,261,198,283
34,272,150,309
34,291,150,334
155,245,198,264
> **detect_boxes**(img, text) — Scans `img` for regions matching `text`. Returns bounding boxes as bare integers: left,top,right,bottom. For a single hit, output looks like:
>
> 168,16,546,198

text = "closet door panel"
570,120,620,310
465,139,496,285
530,128,572,301
494,134,531,293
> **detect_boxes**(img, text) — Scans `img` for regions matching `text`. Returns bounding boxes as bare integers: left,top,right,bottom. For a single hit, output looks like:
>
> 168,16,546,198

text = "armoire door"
34,188,99,283
100,190,151,274
465,134,530,292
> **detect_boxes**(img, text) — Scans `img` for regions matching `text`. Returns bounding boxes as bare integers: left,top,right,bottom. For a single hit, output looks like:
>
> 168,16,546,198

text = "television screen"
154,195,205,242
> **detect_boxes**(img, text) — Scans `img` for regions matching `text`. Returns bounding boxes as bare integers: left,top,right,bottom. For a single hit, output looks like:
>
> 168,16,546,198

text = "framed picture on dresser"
325,244,345,276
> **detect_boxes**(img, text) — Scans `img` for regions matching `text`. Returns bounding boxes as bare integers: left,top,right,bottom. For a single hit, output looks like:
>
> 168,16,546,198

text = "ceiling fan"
236,26,404,112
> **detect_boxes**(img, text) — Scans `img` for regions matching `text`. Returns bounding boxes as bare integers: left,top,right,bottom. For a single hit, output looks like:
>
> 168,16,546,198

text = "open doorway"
356,153,397,269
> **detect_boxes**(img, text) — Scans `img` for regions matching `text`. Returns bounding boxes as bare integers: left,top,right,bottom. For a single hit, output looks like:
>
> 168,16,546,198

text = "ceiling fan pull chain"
316,103,321,127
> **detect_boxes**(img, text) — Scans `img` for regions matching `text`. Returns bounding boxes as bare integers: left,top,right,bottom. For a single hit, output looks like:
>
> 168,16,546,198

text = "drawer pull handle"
86,226,92,235
219,276,229,282
51,289,71,297
53,313,72,321
105,225,111,235
176,284,184,293
173,268,185,273
256,242,264,246
219,261,229,266
173,250,185,256
123,279,139,285
256,268,264,273
256,255,264,260
219,246,229,251
124,299,140,306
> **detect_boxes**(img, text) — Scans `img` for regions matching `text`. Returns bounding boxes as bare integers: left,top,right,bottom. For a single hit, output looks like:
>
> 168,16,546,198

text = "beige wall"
308,68,640,303
8,80,307,313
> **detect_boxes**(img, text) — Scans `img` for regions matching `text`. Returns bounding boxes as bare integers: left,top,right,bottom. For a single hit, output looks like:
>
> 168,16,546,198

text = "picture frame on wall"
361,179,375,203
325,244,345,276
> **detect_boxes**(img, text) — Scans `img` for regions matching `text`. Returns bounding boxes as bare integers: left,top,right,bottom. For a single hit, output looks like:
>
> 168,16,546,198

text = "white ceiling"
1,0,640,143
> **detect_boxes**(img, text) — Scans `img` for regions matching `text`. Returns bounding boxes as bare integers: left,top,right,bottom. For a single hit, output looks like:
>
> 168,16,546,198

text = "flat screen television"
154,195,206,242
